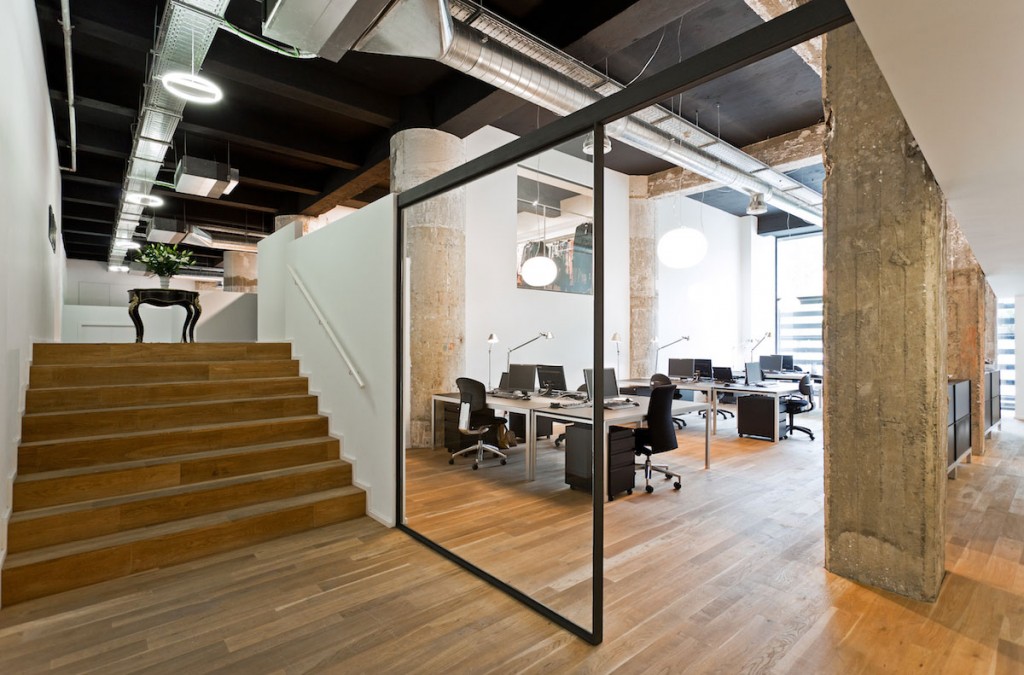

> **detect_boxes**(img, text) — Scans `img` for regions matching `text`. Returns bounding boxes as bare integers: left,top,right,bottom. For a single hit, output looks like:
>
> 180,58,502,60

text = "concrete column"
629,176,657,378
822,24,946,601
391,129,466,447
946,215,987,455
223,251,257,293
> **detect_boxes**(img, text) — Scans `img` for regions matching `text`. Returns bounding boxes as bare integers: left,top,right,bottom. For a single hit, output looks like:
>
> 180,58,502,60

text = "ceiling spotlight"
746,192,768,215
107,264,130,273
125,192,164,207
114,238,141,250
160,71,223,104
582,131,612,156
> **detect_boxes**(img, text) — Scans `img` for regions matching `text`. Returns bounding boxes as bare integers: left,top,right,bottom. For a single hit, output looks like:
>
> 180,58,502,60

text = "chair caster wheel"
500,458,507,465
627,489,633,495
673,481,682,490
810,434,815,440
448,458,454,465
472,463,479,470
645,485,654,494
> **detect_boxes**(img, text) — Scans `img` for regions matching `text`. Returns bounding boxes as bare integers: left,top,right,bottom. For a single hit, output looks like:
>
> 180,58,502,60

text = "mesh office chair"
651,373,687,429
451,377,507,469
634,384,683,493
781,374,816,440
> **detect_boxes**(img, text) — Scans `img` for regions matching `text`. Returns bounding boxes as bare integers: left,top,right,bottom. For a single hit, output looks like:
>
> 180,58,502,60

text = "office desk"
536,398,711,500
620,378,799,443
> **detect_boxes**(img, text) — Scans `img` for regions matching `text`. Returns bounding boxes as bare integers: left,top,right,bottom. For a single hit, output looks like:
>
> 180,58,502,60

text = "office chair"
781,374,816,440
635,384,683,493
554,384,588,447
651,373,687,429
451,377,507,469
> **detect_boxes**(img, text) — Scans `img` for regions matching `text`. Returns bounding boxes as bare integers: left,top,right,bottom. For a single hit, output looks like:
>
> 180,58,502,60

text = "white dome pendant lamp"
657,193,708,269
521,204,557,287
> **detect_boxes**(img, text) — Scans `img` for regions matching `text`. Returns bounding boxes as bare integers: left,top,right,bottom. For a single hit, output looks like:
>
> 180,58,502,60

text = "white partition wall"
259,197,397,524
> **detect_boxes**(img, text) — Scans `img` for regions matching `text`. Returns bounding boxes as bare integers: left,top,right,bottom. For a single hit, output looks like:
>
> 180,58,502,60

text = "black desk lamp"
507,331,553,370
486,333,499,389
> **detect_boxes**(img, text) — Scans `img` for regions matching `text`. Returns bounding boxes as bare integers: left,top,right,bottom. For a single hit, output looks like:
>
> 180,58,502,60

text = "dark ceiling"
35,0,824,267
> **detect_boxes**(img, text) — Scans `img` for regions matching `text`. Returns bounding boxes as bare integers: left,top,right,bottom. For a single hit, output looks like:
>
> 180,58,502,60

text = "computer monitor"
507,363,537,392
668,357,695,379
759,354,783,372
781,354,794,371
712,366,734,383
583,367,620,400
745,361,763,385
536,364,567,392
498,372,509,390
694,359,713,380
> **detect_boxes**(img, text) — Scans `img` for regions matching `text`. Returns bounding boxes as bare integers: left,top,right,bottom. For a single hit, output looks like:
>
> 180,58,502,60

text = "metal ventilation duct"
353,0,824,225
109,0,230,266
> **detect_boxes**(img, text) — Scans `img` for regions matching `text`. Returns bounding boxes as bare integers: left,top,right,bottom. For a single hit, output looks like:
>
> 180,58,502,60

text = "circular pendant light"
521,253,557,287
125,192,164,207
160,71,223,104
657,227,708,269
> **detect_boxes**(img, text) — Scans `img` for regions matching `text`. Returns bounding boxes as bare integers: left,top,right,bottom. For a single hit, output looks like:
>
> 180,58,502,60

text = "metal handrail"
286,265,365,388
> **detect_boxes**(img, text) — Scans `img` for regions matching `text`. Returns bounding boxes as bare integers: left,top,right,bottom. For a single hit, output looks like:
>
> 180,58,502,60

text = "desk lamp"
747,330,771,362
653,335,689,373
611,332,622,377
507,331,553,370
486,333,499,389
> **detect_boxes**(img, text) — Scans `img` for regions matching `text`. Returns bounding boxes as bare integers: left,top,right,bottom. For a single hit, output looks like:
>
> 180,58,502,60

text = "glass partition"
399,132,602,637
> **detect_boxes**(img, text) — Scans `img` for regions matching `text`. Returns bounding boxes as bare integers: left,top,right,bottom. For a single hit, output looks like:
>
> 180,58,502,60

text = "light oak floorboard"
2,411,1023,673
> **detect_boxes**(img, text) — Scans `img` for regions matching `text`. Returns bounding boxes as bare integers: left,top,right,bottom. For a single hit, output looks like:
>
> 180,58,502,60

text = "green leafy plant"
134,243,195,277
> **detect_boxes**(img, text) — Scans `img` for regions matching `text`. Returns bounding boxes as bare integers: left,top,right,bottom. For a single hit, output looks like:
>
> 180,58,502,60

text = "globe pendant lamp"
657,226,708,268
521,205,557,287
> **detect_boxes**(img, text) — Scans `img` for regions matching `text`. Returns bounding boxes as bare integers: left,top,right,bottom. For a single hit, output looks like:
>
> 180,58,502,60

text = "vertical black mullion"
591,123,605,645
395,198,406,525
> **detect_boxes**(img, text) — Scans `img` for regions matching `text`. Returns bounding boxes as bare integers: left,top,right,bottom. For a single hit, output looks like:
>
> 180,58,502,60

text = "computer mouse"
624,397,632,402
632,401,640,406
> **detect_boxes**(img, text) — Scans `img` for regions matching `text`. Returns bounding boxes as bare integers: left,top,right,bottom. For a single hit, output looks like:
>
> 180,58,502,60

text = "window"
998,299,1015,410
776,234,823,372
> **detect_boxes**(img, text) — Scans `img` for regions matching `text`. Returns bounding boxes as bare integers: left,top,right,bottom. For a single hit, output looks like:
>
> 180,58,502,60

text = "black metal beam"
399,0,852,209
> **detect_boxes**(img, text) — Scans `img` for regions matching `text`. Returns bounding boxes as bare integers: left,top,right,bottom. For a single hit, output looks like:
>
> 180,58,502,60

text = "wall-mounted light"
657,226,708,268
746,192,768,215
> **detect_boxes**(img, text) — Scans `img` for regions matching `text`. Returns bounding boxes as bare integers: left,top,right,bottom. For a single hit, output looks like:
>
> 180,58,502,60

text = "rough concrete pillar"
822,24,946,601
985,286,997,365
223,251,257,293
629,176,657,378
391,129,466,448
946,215,987,455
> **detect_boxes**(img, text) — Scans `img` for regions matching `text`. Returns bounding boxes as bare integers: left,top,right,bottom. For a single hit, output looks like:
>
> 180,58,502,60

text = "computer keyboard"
490,390,526,399
551,401,589,409
604,400,639,410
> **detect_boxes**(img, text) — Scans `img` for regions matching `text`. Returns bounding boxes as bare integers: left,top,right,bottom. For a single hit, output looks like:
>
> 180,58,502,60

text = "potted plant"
135,243,195,288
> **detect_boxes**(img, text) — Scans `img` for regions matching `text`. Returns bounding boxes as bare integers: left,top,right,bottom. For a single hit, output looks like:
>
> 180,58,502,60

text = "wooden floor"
2,409,1023,673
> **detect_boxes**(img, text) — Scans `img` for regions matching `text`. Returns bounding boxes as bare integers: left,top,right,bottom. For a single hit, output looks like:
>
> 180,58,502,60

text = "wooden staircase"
2,342,365,605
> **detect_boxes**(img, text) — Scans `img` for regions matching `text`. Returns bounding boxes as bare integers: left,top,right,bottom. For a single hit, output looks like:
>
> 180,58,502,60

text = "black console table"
128,288,201,343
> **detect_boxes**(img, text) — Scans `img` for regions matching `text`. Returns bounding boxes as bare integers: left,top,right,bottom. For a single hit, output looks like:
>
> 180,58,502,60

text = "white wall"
464,127,631,389
259,197,397,524
0,0,66,594
652,194,755,372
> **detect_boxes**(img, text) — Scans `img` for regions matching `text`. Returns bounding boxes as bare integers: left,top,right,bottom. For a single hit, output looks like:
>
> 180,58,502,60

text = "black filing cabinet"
443,402,499,453
564,424,636,499
509,411,552,441
947,379,971,471
737,395,787,440
984,369,1001,433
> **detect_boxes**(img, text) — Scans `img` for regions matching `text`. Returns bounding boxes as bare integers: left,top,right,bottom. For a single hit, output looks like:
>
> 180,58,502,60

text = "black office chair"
451,377,507,469
635,384,683,493
651,373,687,429
554,383,588,447
781,374,816,440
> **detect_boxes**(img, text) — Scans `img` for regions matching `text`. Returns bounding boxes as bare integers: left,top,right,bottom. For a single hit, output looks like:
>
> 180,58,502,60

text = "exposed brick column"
628,176,657,378
822,24,946,601
391,129,466,448
946,214,988,455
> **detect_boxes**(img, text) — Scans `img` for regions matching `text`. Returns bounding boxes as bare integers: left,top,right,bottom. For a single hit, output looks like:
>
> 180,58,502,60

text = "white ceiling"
846,0,1024,298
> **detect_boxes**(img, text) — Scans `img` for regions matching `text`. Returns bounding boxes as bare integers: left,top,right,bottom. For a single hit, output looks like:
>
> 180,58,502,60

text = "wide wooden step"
31,342,293,365
9,462,352,552
13,437,339,510
29,359,300,389
24,376,310,413
22,395,320,442
1,486,365,605
18,415,330,473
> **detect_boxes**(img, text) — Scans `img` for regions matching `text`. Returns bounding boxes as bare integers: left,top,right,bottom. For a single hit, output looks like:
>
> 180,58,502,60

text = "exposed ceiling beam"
646,122,824,197
743,0,822,76
300,158,390,215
